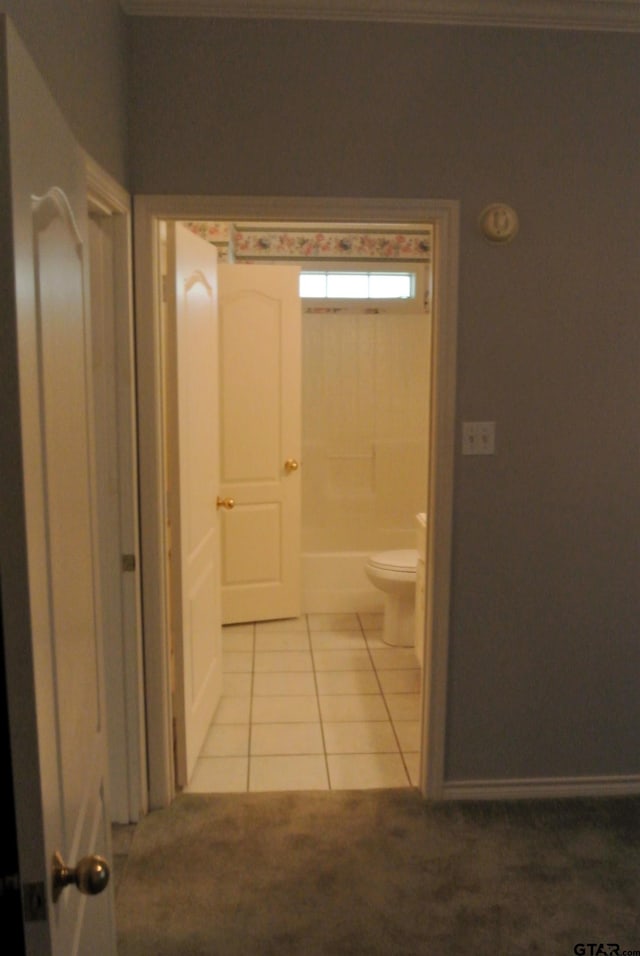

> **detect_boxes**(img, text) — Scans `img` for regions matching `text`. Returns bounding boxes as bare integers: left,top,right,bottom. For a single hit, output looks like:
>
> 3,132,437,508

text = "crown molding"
119,0,640,33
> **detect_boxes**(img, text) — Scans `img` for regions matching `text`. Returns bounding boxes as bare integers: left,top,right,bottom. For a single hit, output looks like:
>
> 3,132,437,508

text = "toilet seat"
367,549,418,575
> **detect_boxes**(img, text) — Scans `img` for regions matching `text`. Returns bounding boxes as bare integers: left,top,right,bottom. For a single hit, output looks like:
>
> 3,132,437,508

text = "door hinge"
22,880,47,922
162,274,169,303
121,553,136,572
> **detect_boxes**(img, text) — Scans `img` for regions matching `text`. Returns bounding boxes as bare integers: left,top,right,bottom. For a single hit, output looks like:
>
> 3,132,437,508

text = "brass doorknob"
52,851,110,903
284,459,299,473
216,496,235,510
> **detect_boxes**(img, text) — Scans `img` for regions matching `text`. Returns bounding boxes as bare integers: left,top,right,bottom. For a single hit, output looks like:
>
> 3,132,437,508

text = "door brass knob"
216,496,235,510
52,851,110,903
284,459,299,473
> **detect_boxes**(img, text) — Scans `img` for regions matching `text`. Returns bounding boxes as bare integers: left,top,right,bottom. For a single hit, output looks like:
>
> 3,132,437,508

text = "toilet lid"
368,549,418,573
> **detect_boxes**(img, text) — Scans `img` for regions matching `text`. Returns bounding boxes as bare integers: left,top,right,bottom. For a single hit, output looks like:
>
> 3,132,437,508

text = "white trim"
421,201,458,801
442,775,640,801
133,200,175,809
120,1,640,34
85,153,131,215
133,194,459,808
85,153,148,822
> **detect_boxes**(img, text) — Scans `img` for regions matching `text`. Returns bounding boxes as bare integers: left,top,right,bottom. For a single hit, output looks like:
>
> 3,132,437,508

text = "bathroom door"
0,17,116,954
218,264,301,624
165,222,223,785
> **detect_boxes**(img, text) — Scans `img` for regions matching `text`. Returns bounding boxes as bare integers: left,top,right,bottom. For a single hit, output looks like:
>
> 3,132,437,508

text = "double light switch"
462,421,496,455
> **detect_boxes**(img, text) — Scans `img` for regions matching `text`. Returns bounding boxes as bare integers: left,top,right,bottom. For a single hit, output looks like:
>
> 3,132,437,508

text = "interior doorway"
134,196,459,808
182,221,432,793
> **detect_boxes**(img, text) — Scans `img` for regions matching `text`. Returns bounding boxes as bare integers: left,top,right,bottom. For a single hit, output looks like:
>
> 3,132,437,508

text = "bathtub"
302,551,383,614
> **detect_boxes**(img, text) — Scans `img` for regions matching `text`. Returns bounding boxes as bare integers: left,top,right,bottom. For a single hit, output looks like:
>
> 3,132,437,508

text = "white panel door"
0,17,115,956
166,222,223,786
218,264,301,624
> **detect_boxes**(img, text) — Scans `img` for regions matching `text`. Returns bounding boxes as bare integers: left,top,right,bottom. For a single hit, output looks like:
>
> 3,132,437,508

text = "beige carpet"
115,790,640,955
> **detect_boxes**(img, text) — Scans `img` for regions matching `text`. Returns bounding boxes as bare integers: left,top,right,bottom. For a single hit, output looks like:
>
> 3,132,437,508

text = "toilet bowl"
365,549,418,648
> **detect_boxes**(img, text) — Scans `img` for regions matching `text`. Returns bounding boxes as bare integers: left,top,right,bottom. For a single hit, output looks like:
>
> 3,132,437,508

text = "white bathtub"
302,551,383,614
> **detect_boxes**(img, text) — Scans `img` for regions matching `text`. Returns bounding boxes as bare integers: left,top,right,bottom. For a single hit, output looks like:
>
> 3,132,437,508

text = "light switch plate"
462,421,496,455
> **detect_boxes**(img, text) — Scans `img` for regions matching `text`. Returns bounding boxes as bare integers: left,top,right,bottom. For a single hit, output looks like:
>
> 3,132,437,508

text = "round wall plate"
479,203,519,243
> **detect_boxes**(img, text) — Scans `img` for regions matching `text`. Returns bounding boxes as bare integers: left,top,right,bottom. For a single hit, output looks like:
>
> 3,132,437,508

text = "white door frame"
85,155,148,822
134,195,459,807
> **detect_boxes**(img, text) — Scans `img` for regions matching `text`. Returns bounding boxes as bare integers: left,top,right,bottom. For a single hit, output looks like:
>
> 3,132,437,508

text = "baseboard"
441,774,640,801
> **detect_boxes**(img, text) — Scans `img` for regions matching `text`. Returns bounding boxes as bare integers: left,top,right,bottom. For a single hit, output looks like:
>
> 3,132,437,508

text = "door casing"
133,195,460,808
86,155,147,824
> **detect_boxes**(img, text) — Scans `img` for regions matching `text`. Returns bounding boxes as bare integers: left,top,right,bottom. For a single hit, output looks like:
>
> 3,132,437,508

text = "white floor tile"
364,631,389,649
249,755,329,792
250,723,324,756
318,694,388,722
222,673,252,697
310,631,367,651
393,720,421,753
213,696,251,724
313,649,373,671
187,757,248,793
358,612,383,630
308,613,361,631
253,671,317,696
370,648,420,670
327,753,410,790
315,670,379,696
222,627,254,652
376,669,421,694
386,693,421,721
255,617,308,633
254,650,313,672
404,752,421,787
323,721,398,754
222,651,254,673
254,632,310,651
201,613,425,797
251,695,320,724
201,723,250,757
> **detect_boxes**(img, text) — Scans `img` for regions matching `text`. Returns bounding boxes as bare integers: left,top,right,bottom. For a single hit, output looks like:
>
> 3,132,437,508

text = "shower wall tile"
302,309,430,552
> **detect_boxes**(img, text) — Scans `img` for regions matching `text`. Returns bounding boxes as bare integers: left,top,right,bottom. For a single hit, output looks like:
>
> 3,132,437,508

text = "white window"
300,270,416,302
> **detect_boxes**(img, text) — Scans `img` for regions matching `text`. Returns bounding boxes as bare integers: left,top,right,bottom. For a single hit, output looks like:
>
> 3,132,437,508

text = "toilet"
364,549,418,648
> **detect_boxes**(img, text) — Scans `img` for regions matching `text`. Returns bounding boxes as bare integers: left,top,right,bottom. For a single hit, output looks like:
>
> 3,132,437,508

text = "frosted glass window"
299,271,416,302
299,273,327,297
369,273,413,299
326,273,369,298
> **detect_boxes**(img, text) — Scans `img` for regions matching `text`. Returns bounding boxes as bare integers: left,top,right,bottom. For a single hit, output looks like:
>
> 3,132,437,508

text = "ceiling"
119,0,640,32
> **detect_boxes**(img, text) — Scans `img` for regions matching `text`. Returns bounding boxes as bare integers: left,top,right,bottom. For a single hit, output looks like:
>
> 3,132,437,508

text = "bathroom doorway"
134,195,459,808
184,221,432,792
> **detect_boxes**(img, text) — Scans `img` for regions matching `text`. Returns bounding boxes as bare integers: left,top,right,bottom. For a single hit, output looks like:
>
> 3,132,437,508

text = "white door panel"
218,264,301,624
0,16,115,955
166,223,222,786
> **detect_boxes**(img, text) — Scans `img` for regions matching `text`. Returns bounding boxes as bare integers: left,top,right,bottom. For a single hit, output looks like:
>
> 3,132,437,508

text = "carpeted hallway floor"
115,790,640,956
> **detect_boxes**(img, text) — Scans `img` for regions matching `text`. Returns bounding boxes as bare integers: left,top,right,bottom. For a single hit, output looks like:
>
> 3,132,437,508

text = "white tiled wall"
302,311,431,553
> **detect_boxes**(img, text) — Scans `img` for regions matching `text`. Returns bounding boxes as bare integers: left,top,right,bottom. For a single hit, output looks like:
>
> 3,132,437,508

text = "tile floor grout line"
361,616,413,788
307,613,332,790
246,621,257,792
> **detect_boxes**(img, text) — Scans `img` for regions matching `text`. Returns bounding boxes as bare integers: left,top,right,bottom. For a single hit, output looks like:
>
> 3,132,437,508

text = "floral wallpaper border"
185,221,432,263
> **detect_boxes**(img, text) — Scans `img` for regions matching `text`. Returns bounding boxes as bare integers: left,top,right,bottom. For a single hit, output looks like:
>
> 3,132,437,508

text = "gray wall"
0,0,128,185
128,17,640,785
